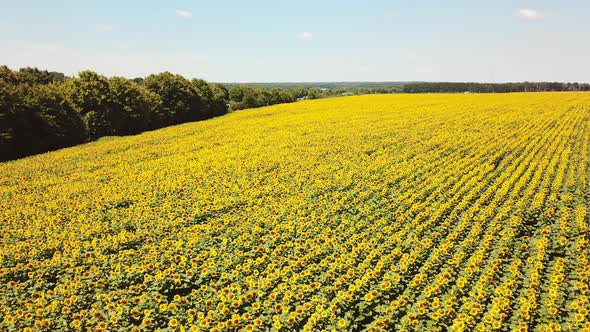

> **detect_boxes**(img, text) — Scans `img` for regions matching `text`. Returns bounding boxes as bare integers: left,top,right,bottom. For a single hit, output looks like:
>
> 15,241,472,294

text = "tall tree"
144,72,201,127
109,77,161,134
61,71,122,140
0,80,85,161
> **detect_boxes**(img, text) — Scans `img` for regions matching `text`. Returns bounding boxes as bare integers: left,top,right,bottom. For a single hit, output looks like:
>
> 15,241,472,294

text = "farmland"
1,93,589,331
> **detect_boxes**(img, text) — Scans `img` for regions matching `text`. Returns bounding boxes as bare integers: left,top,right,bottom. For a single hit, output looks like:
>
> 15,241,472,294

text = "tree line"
403,82,590,93
0,67,328,161
222,85,401,110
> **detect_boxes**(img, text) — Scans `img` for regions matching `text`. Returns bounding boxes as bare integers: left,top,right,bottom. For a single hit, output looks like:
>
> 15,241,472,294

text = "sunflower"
142,318,153,327
273,320,282,329
337,318,348,328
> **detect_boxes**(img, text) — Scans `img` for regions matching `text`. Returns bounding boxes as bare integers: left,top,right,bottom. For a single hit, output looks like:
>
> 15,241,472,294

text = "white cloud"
176,9,193,19
297,32,313,40
95,24,113,32
515,8,545,20
359,65,369,73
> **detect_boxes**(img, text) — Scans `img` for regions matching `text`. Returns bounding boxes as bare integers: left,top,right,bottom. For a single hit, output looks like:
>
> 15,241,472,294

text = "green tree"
0,65,18,85
16,67,64,85
61,71,122,140
23,84,85,151
191,78,214,119
144,72,201,127
191,79,229,118
0,81,84,161
109,77,161,134
210,83,229,115
0,80,20,159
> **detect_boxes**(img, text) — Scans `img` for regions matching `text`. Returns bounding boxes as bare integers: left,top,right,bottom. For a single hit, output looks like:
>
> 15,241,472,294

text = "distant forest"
228,81,590,93
402,81,590,93
1,65,589,161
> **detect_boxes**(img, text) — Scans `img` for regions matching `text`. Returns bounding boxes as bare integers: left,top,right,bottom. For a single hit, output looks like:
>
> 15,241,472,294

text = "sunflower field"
1,93,589,331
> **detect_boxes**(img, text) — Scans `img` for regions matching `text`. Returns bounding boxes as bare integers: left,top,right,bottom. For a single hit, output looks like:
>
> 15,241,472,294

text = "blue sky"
1,0,589,82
